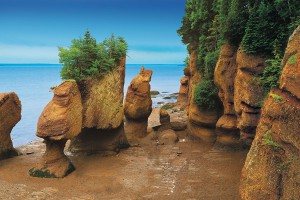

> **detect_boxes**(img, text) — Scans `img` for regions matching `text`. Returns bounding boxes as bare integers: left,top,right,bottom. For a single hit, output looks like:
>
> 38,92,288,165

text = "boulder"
0,92,21,160
241,25,300,200
29,81,82,178
158,108,171,131
158,129,179,145
124,67,153,141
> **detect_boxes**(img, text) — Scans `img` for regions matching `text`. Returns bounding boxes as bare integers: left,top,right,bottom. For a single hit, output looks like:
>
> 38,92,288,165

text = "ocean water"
0,64,184,147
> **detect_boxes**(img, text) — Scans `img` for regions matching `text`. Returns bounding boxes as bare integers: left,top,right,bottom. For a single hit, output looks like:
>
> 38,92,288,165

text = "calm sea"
0,64,184,147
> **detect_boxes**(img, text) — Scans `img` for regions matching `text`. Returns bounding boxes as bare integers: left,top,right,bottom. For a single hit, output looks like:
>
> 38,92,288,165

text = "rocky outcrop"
29,81,82,178
177,76,189,102
124,67,152,142
0,92,21,160
214,43,240,147
234,48,267,146
70,57,129,152
159,108,171,131
241,26,300,199
187,50,220,142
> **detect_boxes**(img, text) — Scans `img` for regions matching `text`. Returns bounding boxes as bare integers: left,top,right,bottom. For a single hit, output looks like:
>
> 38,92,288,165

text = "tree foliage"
178,0,300,109
59,30,127,81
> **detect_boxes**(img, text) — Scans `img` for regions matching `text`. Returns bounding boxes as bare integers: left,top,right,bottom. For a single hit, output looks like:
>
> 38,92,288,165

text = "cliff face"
240,26,300,200
70,57,129,153
214,43,239,146
187,51,220,142
79,57,126,129
235,49,267,146
0,92,21,160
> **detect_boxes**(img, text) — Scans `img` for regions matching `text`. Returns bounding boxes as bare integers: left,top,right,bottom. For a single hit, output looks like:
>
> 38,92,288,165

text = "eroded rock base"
29,139,75,178
69,124,129,154
124,119,148,143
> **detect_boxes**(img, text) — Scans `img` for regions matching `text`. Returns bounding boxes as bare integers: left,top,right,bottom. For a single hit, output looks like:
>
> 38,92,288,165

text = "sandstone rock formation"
241,26,300,199
158,129,179,145
214,43,240,147
177,76,189,102
159,108,171,131
0,92,21,160
234,48,267,146
29,81,82,178
124,67,153,141
70,57,129,152
187,50,220,142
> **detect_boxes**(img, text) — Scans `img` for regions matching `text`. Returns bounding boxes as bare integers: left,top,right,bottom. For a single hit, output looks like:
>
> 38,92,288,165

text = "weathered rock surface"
70,57,129,152
124,67,153,120
124,67,153,141
234,47,267,146
36,81,83,140
78,57,126,129
158,129,178,145
0,92,21,160
158,108,171,131
214,43,240,147
177,76,189,102
186,50,220,142
241,26,300,200
30,81,82,178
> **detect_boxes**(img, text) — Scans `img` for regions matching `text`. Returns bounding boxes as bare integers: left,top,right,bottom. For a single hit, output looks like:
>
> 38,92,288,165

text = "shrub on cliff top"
59,30,127,81
194,80,220,110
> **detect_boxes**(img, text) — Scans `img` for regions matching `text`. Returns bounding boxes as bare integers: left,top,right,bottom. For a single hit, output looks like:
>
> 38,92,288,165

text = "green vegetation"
194,80,220,110
59,30,127,81
178,0,300,109
261,55,282,92
162,103,174,110
184,56,190,66
270,93,283,101
288,53,297,65
150,91,160,95
183,67,190,76
263,130,282,149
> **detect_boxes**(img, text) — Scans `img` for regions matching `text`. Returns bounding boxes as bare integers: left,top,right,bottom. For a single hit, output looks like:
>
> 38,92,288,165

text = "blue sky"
0,0,187,64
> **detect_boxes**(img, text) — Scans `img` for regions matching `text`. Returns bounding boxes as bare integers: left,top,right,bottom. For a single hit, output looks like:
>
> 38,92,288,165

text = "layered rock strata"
234,48,267,146
214,43,240,147
241,26,300,199
70,57,129,152
124,67,153,142
0,92,21,160
29,81,82,178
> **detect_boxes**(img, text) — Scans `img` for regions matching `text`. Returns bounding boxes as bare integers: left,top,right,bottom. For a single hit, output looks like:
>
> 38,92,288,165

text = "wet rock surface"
0,92,21,160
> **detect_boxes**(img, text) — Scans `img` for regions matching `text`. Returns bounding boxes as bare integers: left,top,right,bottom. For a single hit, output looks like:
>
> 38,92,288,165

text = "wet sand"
0,133,247,200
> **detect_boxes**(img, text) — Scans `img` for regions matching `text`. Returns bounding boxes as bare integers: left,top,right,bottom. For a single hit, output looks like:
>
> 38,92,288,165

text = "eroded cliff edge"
240,25,300,200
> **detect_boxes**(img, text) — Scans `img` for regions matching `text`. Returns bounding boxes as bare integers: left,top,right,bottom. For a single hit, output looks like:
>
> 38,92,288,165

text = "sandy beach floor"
0,107,248,200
